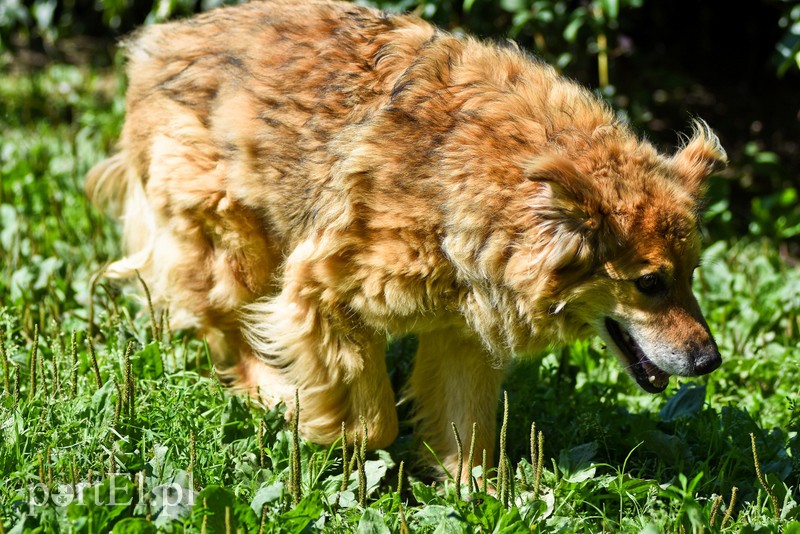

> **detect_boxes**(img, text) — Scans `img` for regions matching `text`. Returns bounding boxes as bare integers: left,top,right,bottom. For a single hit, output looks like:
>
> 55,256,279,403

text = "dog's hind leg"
241,240,399,449
407,329,506,481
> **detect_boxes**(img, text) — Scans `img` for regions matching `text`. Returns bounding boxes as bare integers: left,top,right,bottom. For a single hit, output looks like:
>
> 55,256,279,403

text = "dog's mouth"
604,318,670,394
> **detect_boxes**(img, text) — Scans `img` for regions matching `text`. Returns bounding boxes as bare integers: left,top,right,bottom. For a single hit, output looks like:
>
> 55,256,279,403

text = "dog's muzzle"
603,317,722,394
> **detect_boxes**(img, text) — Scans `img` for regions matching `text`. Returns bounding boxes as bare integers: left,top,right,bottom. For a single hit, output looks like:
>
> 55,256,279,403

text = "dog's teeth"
622,331,632,344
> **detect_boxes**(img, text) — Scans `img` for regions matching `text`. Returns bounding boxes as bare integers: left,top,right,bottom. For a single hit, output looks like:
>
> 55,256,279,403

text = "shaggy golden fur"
87,0,726,478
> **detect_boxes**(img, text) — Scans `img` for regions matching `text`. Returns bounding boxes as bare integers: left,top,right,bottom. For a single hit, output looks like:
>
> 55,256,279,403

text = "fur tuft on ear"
671,119,727,196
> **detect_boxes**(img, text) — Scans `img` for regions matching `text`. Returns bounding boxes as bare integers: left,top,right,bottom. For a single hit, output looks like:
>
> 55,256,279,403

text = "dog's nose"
691,341,722,375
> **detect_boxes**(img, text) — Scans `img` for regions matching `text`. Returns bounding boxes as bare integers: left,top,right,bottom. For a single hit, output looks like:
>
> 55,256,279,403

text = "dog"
87,0,725,478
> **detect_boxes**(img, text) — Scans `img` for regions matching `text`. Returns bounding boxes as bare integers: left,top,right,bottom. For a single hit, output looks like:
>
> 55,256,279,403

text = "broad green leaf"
414,505,466,532
465,494,503,529
278,490,325,534
494,506,528,533
557,442,597,483
410,480,439,505
133,342,164,379
251,481,285,515
357,508,391,534
659,383,705,422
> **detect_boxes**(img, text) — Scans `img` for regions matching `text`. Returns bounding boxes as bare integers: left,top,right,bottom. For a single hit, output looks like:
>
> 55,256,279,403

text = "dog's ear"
525,152,600,232
522,152,610,271
671,120,727,197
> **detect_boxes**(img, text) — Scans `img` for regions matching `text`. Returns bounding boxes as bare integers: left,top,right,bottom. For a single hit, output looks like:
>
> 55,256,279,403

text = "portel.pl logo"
22,474,195,514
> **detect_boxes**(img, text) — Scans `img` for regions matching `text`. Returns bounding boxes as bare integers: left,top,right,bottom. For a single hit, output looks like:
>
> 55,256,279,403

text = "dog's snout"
689,340,722,375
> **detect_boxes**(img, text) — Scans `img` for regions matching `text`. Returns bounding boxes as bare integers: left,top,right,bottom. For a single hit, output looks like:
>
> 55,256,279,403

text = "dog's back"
86,0,608,346
87,1,435,327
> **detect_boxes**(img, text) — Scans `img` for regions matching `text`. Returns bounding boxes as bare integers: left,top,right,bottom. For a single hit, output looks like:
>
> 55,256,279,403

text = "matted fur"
87,0,726,477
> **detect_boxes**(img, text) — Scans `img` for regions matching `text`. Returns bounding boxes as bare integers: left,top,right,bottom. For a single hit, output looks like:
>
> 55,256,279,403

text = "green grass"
1,64,799,533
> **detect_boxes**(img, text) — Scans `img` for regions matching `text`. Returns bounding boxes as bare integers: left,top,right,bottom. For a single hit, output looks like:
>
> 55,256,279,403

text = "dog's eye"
635,273,666,295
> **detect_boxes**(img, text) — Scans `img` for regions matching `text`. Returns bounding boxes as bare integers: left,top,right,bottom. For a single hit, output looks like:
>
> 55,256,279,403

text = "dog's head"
521,121,726,393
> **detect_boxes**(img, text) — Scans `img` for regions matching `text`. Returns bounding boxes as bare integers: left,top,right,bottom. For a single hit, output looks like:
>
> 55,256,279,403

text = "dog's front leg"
242,240,399,449
408,329,506,482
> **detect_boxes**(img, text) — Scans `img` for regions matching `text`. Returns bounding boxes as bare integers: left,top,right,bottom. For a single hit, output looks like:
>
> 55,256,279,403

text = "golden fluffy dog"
87,0,725,478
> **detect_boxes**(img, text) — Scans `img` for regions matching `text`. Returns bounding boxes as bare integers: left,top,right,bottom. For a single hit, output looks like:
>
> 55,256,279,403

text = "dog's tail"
85,152,157,281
